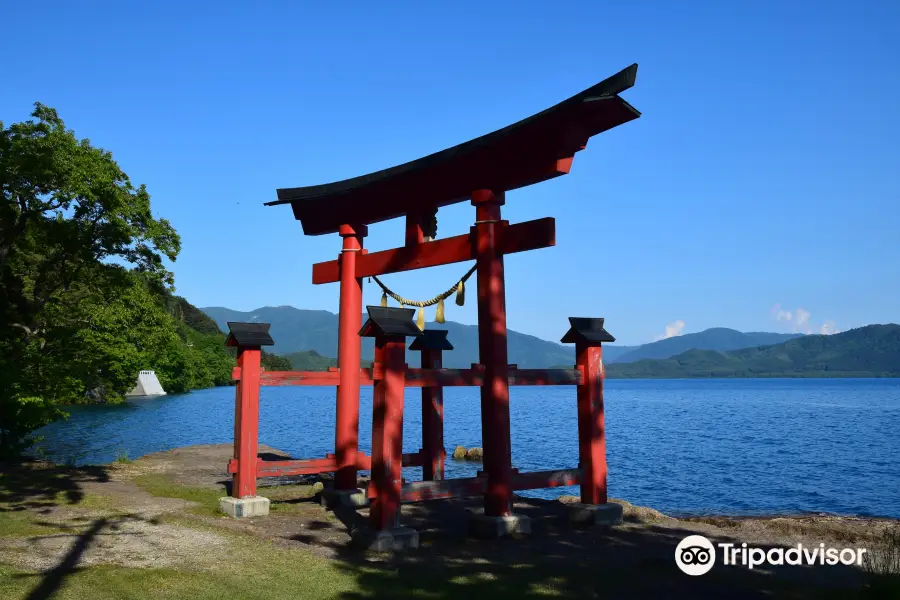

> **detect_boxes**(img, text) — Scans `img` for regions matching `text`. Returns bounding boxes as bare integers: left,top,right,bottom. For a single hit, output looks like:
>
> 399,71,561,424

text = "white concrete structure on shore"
126,370,167,397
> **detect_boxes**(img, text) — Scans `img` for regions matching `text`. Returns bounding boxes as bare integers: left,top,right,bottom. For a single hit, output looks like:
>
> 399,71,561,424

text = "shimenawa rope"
372,264,477,330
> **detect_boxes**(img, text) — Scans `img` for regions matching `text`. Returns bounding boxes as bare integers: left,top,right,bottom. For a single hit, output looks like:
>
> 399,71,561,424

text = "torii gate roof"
266,64,641,236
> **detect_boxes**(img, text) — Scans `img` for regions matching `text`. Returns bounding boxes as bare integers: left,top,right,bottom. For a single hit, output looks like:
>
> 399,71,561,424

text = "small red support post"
405,212,425,246
409,330,454,481
561,318,616,505
360,306,423,531
472,189,514,517
234,348,261,497
224,322,275,499
335,223,367,490
577,344,606,504
370,336,406,529
421,348,444,481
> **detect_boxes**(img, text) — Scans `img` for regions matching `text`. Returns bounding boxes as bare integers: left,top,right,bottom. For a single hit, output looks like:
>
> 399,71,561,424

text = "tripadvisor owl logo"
675,534,868,576
675,535,716,575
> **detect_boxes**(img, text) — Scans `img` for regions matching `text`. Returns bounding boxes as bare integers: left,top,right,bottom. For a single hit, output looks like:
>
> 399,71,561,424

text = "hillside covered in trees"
606,324,900,378
0,104,235,457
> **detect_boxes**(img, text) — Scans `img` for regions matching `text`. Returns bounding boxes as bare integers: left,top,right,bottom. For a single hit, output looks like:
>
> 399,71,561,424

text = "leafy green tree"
1,103,180,330
1,103,184,457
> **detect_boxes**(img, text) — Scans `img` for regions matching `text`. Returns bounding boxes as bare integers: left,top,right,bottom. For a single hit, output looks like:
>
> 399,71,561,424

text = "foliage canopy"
0,104,233,458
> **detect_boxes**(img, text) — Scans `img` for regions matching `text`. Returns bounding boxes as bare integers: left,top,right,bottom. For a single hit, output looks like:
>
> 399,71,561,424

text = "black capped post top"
225,322,276,348
560,317,615,345
359,306,424,339
409,329,454,351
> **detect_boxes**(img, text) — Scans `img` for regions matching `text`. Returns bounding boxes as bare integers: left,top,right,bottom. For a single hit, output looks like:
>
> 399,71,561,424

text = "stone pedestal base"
219,496,270,518
468,508,532,538
320,487,369,509
566,502,623,527
351,526,419,551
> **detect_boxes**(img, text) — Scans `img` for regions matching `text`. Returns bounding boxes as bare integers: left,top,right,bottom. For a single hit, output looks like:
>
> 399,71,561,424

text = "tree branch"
9,323,33,336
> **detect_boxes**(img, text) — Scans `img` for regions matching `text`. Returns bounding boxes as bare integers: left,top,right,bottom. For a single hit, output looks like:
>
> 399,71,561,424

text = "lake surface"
32,379,900,518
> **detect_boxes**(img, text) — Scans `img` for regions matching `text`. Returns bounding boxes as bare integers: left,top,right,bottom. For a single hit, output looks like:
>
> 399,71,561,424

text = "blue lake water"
32,378,900,518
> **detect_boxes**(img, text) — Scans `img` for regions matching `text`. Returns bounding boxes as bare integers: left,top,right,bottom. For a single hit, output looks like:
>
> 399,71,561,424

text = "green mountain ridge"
200,305,816,370
279,349,374,371
615,328,802,362
201,305,579,368
605,324,900,378
162,295,293,375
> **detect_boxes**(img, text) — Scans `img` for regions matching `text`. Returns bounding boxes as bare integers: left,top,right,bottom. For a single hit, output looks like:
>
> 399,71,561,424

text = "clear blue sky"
3,1,898,345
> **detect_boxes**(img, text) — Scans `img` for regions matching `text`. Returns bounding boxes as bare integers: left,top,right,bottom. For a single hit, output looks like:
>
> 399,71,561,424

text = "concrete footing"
320,487,369,509
351,526,420,551
468,508,532,538
566,502,623,527
219,496,270,518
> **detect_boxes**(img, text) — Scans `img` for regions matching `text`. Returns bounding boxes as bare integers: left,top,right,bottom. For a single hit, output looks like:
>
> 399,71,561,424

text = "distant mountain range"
200,305,813,370
614,328,802,363
200,306,574,369
605,324,900,378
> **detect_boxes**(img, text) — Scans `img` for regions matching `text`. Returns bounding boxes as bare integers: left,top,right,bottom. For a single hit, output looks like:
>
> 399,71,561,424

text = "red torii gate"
220,64,641,547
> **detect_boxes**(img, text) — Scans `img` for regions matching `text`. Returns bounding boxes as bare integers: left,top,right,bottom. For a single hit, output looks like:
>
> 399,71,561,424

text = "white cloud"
819,321,840,335
772,304,792,322
655,320,685,341
769,304,839,335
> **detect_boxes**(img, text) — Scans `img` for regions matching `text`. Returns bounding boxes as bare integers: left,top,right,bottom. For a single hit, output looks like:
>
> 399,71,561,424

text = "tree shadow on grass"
0,460,110,513
9,513,155,600
0,460,143,599
18,516,109,600
314,498,893,599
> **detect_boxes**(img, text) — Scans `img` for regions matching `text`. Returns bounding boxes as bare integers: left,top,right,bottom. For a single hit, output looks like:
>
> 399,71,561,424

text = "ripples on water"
33,379,900,518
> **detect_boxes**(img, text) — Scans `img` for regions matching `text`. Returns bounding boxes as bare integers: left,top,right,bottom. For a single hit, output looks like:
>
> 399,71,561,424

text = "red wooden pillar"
472,189,514,517
370,335,406,529
335,223,367,490
360,306,423,530
410,330,453,481
577,344,607,504
561,318,615,505
233,347,261,498
420,347,444,481
225,322,275,499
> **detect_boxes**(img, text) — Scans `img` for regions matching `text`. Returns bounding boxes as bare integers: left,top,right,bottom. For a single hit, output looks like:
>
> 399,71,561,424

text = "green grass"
131,474,224,517
0,516,361,600
262,483,318,514
131,475,319,516
113,449,133,464
0,492,120,540
0,486,120,539
71,492,120,512
0,511,70,538
3,469,895,599
4,546,867,600
0,560,360,600
0,533,567,600
3,510,893,600
261,484,316,501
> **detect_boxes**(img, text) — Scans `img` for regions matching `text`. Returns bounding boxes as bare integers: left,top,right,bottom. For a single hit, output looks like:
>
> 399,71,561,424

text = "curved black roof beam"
267,64,641,236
